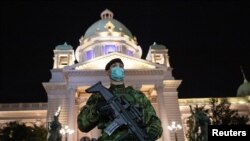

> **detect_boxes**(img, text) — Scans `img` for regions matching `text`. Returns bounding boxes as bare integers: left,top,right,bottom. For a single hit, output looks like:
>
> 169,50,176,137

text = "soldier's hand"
97,102,114,117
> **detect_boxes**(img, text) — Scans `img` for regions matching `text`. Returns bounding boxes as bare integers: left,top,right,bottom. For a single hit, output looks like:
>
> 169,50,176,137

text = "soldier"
77,58,163,141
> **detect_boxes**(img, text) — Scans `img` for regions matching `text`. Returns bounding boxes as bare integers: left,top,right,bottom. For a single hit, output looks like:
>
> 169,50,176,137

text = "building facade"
43,9,183,141
1,9,249,141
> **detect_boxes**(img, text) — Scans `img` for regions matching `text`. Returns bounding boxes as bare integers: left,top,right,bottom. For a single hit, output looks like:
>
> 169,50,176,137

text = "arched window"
127,50,133,56
104,45,117,54
86,50,94,60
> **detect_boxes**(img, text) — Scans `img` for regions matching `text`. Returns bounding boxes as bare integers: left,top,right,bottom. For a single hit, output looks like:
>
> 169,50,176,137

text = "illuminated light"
112,32,120,37
104,21,115,31
127,50,133,56
141,85,155,91
60,125,74,135
238,100,246,104
86,50,94,60
99,32,108,36
35,119,42,126
168,121,182,141
151,89,157,96
60,125,74,141
104,45,117,54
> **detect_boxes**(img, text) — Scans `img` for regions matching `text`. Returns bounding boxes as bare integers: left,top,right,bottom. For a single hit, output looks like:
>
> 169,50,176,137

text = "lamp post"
60,125,74,141
167,121,182,141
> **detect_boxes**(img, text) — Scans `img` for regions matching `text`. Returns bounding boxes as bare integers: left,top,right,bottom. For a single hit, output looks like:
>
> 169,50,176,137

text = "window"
154,54,164,64
86,50,93,60
127,50,133,56
104,45,117,54
59,56,68,65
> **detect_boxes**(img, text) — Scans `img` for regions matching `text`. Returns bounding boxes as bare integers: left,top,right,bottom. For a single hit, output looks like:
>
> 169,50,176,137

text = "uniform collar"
109,84,125,94
109,83,125,89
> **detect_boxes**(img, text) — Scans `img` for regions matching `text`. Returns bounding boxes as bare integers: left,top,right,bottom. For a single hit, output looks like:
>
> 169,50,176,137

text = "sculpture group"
48,106,62,141
189,105,210,141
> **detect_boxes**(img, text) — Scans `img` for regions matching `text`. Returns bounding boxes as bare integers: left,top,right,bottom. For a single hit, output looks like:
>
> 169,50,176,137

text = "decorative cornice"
65,52,164,70
0,103,47,111
65,70,106,77
50,69,63,72
125,69,165,75
42,82,67,90
64,69,165,77
178,97,250,105
163,80,182,88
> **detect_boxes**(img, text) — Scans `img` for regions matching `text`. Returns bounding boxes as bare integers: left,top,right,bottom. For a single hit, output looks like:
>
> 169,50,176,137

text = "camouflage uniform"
78,84,163,141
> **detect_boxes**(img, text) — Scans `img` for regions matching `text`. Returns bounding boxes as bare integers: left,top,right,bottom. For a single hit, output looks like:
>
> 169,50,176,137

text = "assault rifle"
85,81,149,141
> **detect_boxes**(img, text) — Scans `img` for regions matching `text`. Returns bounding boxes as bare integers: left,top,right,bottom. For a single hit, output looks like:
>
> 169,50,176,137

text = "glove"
146,124,162,140
97,102,114,117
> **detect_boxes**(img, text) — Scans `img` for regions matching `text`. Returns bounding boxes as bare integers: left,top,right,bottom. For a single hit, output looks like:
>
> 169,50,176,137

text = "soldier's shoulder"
86,92,103,103
125,86,136,92
125,86,134,91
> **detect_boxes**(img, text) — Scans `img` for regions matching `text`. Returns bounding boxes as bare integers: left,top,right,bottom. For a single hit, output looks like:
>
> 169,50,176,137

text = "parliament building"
1,9,249,141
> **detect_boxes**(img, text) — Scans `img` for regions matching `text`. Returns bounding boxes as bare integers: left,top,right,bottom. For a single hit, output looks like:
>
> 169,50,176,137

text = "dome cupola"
146,42,170,68
53,42,75,69
237,67,250,97
75,9,142,62
100,9,114,19
55,42,73,50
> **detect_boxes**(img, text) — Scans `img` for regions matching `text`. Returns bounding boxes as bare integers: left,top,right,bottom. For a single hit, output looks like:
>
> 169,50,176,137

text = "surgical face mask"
111,66,124,81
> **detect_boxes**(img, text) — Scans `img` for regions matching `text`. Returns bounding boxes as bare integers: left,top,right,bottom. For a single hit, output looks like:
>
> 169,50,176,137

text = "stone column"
163,80,184,141
156,84,171,141
67,87,76,141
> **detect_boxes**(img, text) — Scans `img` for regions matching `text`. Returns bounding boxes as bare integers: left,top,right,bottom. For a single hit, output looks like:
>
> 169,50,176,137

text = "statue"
48,106,62,141
189,105,210,141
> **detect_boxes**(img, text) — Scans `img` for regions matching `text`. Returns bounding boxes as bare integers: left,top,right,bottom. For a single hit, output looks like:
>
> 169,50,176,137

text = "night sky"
1,0,249,103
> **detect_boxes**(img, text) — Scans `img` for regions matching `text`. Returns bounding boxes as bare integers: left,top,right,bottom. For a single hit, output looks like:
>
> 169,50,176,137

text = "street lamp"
168,121,182,141
60,125,74,141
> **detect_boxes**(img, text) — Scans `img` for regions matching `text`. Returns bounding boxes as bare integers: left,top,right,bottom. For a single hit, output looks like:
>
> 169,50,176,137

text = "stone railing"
0,103,47,111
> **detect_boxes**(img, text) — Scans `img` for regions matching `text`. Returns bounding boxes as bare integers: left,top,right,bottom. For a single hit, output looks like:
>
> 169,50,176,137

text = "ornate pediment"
64,52,164,71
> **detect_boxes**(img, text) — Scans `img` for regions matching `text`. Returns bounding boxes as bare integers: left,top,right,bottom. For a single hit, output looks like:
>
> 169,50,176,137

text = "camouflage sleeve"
137,91,163,140
77,94,101,132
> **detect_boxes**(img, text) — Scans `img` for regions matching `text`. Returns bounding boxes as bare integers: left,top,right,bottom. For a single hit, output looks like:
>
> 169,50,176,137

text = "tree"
209,98,249,125
186,98,249,141
29,124,48,141
0,121,48,141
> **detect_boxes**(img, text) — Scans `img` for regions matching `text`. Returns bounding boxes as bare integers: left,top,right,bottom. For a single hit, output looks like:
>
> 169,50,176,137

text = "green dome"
55,42,73,50
237,80,250,97
83,19,133,38
150,42,167,49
